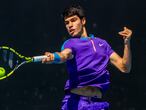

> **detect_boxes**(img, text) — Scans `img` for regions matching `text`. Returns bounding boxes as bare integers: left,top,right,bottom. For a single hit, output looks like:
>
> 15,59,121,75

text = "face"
64,15,86,37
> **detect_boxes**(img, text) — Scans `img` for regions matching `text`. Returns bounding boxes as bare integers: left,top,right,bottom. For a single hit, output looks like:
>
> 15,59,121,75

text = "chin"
70,33,76,37
70,32,80,37
72,35,77,37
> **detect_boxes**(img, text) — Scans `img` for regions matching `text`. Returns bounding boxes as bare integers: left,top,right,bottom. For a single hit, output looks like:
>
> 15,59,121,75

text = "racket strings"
9,51,14,68
0,49,20,74
2,50,8,63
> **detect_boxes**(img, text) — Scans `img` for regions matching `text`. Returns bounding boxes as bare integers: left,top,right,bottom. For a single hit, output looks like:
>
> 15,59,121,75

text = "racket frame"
0,46,33,80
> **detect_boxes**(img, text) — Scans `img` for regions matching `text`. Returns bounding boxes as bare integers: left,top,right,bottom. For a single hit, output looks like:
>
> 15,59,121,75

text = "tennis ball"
0,67,6,77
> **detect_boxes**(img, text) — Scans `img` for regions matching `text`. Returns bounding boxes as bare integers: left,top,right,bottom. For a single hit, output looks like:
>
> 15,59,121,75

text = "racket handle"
33,56,47,62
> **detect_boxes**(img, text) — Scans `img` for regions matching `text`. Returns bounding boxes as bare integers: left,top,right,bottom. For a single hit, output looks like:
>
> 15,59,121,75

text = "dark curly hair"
62,4,85,20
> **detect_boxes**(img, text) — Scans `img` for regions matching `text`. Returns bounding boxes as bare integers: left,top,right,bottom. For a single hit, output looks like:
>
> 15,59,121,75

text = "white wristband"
124,38,130,44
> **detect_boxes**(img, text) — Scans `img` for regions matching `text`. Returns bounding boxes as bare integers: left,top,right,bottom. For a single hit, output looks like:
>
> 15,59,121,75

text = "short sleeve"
61,39,75,55
105,41,114,57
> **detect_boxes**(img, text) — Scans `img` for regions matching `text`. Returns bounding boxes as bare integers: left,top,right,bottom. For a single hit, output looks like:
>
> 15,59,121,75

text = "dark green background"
0,0,146,109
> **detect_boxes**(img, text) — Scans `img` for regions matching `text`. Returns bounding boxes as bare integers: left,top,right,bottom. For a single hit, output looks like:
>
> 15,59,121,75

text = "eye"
64,21,69,25
71,17,77,22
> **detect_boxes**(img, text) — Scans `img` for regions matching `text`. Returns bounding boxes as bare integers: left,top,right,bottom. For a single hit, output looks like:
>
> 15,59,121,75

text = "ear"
81,17,86,25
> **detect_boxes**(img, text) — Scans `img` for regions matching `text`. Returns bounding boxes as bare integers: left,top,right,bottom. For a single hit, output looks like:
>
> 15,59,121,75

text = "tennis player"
42,4,132,110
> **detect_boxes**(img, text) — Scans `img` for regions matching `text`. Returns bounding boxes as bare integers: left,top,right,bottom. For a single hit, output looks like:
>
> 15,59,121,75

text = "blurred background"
0,0,146,110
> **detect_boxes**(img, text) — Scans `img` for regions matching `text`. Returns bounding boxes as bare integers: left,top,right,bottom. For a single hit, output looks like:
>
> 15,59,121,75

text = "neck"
81,27,88,37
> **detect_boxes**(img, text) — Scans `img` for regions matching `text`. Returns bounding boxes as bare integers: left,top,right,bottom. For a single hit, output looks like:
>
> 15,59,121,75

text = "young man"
42,4,132,110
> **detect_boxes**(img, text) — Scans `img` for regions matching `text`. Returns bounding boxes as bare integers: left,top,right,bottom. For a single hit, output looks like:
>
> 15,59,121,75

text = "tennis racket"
0,46,47,80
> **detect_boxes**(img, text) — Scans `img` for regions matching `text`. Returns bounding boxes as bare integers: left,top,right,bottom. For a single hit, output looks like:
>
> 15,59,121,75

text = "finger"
118,33,128,38
50,54,54,61
45,52,49,55
119,33,128,36
42,58,46,63
118,31,124,35
44,52,50,56
42,56,50,63
119,30,130,35
124,27,132,34
119,32,128,35
124,27,127,30
118,31,127,35
122,30,132,35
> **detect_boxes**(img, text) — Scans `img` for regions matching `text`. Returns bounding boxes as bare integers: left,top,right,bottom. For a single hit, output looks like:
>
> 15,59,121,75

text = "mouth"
69,29,75,34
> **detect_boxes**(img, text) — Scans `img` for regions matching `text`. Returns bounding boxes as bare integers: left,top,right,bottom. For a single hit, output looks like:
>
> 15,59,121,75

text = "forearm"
42,49,73,64
55,51,72,63
111,27,132,73
122,38,132,72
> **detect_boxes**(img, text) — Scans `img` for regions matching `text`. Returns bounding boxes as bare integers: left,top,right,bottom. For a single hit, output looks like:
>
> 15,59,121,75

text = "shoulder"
61,38,77,51
93,36,107,43
62,38,76,46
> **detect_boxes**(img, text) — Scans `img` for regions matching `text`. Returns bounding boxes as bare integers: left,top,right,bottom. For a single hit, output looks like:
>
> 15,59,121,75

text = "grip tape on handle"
33,56,47,62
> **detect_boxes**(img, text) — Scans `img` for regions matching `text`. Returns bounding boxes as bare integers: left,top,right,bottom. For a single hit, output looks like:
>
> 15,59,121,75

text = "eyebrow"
65,16,77,22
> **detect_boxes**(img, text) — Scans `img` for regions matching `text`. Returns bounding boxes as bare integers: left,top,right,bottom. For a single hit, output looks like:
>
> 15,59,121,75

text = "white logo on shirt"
99,43,104,47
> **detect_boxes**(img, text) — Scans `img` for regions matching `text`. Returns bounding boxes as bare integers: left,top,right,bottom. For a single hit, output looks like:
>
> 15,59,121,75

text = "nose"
68,21,73,28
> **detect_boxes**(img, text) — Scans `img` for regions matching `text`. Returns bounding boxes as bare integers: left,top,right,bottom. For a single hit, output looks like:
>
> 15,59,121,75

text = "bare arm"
110,27,132,73
42,48,73,64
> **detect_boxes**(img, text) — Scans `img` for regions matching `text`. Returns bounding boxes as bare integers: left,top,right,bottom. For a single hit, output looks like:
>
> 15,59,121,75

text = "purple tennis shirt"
61,34,114,93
